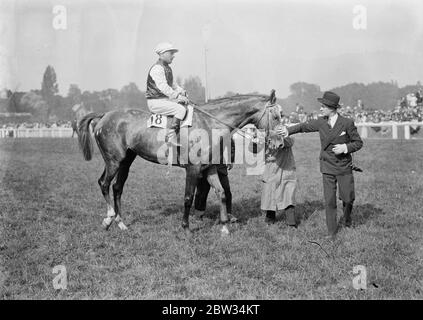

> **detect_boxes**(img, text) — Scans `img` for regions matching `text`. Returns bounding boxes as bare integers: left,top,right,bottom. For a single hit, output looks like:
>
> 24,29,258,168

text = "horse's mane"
198,94,269,112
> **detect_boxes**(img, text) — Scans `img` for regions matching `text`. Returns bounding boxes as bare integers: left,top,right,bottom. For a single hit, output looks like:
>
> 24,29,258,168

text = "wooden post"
204,46,209,103
361,126,368,138
392,124,398,139
404,125,410,140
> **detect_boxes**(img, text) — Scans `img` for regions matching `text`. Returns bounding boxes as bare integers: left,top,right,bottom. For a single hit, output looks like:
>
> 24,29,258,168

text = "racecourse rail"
0,122,422,139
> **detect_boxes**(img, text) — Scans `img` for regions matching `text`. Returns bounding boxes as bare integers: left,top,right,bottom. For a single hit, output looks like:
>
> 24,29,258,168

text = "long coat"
260,137,297,211
287,115,363,175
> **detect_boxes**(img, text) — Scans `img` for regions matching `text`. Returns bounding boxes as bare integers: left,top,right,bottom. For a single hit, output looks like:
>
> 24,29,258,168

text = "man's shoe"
344,215,352,228
265,211,276,224
194,209,205,220
324,234,336,241
265,216,276,224
227,213,239,223
339,215,352,228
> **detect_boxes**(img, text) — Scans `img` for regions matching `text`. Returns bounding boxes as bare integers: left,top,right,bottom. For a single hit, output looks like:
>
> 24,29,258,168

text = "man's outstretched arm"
279,119,320,137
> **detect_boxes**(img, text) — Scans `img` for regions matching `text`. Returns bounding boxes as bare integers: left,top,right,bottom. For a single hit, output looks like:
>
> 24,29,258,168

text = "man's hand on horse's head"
276,125,288,138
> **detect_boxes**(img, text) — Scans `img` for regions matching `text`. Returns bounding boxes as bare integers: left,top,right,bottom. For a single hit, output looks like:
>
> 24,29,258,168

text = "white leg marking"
221,225,229,236
102,217,113,228
102,205,115,228
117,221,128,231
107,205,116,218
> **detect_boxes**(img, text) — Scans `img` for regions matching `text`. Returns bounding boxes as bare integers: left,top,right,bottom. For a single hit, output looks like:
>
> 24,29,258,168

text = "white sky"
1,0,423,97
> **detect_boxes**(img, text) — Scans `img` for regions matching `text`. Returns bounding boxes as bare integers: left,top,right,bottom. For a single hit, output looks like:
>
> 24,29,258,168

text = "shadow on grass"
156,203,183,216
191,199,325,224
294,201,385,228
193,199,385,227
154,196,385,230
295,200,325,222
198,197,262,223
351,203,385,226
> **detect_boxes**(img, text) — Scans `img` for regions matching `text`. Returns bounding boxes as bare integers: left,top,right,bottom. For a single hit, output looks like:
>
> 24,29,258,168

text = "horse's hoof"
184,228,193,238
102,217,113,230
117,221,128,231
220,225,230,236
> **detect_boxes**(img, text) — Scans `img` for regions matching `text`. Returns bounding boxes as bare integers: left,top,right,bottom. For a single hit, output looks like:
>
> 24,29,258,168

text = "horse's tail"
78,112,104,161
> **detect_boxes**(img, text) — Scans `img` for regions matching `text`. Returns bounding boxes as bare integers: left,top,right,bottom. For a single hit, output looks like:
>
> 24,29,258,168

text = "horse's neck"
199,104,257,130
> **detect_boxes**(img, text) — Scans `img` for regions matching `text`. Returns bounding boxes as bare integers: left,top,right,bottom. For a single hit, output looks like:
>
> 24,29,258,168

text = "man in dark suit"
279,91,363,239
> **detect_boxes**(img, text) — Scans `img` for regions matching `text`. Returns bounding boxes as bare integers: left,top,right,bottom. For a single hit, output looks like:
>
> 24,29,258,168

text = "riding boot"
165,117,182,147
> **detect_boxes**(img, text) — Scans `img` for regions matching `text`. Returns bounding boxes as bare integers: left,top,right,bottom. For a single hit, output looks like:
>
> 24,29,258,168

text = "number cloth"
147,98,187,120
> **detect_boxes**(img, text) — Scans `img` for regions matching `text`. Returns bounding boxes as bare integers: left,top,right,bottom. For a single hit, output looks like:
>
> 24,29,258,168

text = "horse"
77,90,281,235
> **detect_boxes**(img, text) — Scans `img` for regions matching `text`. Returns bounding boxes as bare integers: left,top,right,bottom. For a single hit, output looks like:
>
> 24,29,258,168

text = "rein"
190,99,276,140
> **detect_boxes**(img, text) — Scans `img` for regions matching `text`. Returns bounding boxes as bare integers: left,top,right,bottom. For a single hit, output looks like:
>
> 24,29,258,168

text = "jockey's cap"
155,42,178,55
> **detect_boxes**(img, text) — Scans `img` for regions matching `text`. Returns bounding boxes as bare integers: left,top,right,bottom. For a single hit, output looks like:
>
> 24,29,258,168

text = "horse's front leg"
183,166,200,235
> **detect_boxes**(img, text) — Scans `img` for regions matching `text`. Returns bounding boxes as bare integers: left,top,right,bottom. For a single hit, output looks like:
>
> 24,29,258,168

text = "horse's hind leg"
183,166,201,235
207,172,230,235
98,161,119,230
112,149,137,231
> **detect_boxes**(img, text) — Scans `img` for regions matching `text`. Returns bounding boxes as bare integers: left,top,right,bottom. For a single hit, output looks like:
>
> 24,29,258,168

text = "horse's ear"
269,89,276,104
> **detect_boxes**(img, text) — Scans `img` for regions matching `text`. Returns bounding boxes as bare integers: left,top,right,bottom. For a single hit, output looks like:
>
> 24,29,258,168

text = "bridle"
189,99,277,141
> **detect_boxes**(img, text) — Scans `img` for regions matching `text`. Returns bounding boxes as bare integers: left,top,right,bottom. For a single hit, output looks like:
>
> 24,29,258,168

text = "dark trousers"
322,173,355,235
194,172,232,214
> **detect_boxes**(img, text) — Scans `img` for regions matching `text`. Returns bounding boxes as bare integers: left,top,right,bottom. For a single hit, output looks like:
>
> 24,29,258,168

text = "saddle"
147,105,194,129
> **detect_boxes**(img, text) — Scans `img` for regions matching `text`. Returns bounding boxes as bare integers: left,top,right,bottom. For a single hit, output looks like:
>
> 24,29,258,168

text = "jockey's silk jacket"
145,59,183,100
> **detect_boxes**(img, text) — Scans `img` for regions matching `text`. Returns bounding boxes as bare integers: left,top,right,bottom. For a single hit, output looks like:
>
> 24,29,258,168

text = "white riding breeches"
147,99,187,120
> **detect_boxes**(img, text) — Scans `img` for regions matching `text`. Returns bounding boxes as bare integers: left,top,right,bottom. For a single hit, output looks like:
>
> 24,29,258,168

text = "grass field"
0,137,422,299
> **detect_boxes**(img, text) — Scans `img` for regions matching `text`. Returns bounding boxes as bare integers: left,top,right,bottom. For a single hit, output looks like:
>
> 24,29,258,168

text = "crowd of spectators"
0,120,73,130
1,90,423,133
283,89,423,124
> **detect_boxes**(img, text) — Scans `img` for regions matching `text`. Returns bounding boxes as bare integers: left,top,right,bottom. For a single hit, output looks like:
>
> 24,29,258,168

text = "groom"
279,91,363,240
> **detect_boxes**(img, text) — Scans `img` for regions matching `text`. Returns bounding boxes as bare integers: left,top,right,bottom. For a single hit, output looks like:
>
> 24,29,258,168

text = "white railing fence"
0,122,422,139
356,122,421,139
0,128,74,138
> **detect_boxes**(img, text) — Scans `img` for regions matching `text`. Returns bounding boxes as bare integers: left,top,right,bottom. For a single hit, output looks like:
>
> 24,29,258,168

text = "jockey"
146,42,189,145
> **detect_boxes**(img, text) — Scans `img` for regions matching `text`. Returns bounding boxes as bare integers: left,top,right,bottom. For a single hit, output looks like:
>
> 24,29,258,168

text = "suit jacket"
201,137,236,176
288,114,363,175
216,137,236,176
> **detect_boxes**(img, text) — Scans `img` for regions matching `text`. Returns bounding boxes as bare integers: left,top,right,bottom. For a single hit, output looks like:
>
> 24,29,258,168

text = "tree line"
0,66,208,122
1,65,421,122
280,81,422,114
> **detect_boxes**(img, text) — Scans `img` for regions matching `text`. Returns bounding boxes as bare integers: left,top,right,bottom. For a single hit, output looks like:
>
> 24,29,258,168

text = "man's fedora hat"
317,91,341,108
